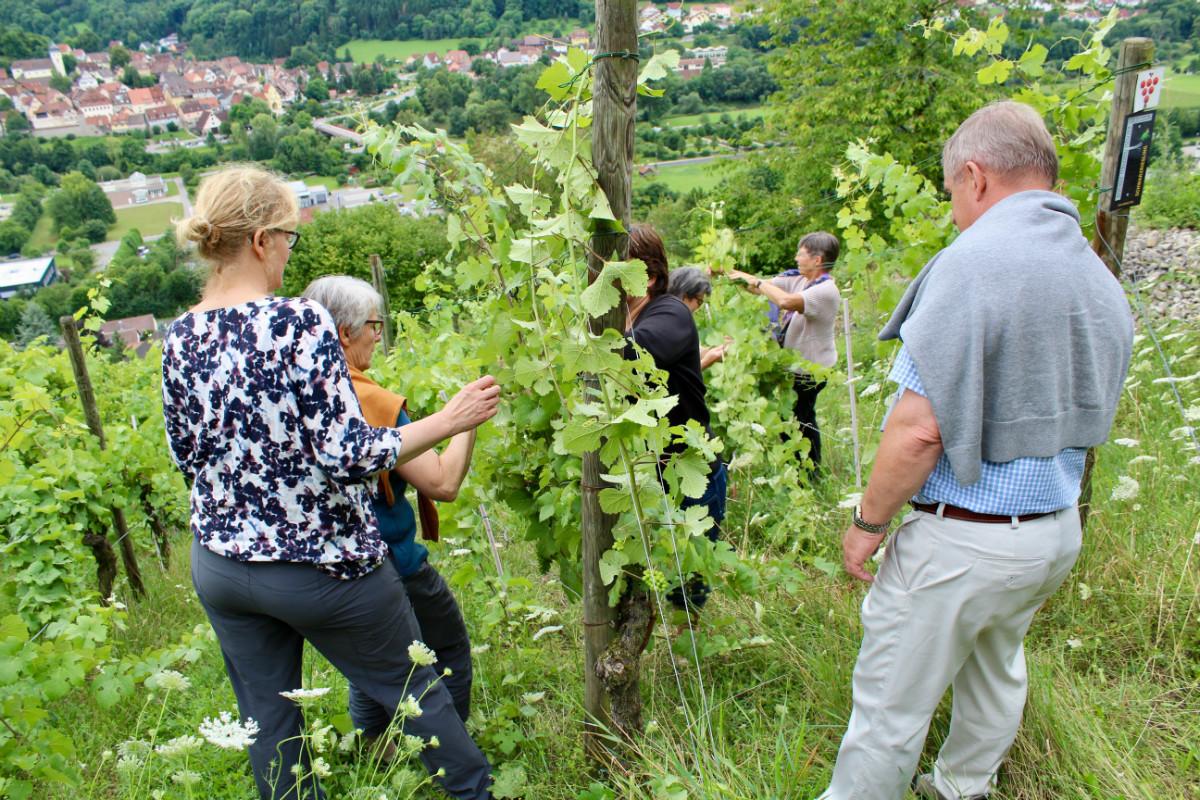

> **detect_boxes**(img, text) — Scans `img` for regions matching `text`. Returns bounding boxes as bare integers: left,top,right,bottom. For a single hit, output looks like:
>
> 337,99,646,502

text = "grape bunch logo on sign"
1134,68,1164,112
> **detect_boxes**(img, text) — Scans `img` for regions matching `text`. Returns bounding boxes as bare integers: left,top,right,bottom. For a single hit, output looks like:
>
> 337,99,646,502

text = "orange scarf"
348,366,439,542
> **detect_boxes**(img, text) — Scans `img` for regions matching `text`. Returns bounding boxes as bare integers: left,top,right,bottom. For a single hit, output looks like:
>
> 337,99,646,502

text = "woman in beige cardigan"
726,231,841,475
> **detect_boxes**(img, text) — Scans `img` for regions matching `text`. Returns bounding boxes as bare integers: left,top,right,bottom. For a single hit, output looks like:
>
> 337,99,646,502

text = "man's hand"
841,524,885,583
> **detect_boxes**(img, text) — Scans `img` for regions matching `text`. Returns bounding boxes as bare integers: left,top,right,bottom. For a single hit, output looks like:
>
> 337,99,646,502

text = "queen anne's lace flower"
155,735,203,758
172,770,202,786
408,641,436,667
397,695,423,719
199,711,260,749
148,670,191,693
1110,475,1139,502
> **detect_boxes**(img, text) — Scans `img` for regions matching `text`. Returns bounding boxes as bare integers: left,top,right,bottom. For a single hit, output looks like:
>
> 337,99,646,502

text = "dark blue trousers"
348,560,473,729
190,540,491,800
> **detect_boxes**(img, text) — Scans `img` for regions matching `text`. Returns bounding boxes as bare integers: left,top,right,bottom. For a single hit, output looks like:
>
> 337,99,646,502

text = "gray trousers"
818,506,1082,800
191,539,492,800
349,560,473,730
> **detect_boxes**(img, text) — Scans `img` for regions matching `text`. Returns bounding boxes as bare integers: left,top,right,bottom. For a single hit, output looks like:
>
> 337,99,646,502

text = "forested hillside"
0,0,592,60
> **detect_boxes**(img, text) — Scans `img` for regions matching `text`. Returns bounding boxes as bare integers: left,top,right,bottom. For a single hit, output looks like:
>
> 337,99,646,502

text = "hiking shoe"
912,773,988,800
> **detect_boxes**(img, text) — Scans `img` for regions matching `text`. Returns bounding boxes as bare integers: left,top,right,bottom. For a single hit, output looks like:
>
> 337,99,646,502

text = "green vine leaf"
580,259,648,317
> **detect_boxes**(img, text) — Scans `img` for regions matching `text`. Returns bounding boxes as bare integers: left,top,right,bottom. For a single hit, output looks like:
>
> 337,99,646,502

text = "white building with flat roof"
0,256,58,299
288,181,329,209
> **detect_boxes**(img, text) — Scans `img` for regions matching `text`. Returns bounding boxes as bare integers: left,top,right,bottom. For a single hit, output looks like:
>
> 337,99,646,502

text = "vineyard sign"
1111,109,1155,210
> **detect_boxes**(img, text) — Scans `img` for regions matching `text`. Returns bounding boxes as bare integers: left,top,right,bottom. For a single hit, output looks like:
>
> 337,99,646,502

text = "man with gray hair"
818,101,1132,799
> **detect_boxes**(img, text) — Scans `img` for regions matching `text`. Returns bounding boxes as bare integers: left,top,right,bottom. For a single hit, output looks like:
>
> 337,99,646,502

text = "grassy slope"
660,105,768,128
45,293,1200,800
635,157,739,194
1161,73,1200,110
344,38,484,63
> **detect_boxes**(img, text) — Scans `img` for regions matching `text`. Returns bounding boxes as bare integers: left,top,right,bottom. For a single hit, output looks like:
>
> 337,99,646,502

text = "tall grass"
42,309,1199,799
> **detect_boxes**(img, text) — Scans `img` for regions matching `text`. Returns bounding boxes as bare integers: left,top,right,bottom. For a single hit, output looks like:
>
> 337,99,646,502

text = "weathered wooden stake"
583,0,639,765
59,315,147,598
1080,37,1154,530
842,299,862,489
369,254,394,356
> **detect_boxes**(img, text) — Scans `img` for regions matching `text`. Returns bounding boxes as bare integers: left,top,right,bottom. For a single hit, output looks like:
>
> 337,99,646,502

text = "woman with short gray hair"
667,267,728,369
724,231,842,474
302,275,486,769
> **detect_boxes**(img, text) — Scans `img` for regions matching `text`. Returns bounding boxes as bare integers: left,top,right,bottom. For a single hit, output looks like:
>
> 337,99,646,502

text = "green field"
27,214,55,251
108,201,184,242
344,38,483,63
1161,72,1200,109
661,105,768,128
304,175,343,191
635,156,739,194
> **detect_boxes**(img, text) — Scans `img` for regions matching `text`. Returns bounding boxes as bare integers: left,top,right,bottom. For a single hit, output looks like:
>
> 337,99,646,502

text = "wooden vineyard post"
1079,37,1154,530
583,0,639,765
59,315,147,599
369,254,394,357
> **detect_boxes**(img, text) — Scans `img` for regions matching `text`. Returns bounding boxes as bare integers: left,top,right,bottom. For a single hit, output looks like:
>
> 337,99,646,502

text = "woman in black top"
626,224,727,612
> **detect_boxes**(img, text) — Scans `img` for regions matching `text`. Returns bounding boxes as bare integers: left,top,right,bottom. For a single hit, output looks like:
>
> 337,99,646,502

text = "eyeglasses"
364,319,384,336
274,229,301,250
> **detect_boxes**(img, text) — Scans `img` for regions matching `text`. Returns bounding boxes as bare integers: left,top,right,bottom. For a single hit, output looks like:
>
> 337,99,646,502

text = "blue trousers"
667,461,728,610
190,540,491,800
348,560,473,729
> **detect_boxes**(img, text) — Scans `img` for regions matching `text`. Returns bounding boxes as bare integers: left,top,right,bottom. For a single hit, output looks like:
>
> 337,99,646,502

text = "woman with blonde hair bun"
162,164,499,800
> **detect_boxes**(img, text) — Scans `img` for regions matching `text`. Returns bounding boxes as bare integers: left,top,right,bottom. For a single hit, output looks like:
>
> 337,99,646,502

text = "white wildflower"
532,625,564,641
147,669,191,693
338,732,358,753
1185,405,1200,423
428,735,440,749
397,695,423,719
403,734,427,753
116,739,150,770
1112,438,1139,447
155,735,203,758
749,422,767,435
1170,426,1195,439
859,382,881,398
450,548,472,557
1077,583,1092,602
408,641,437,667
310,720,334,753
279,687,331,703
1066,638,1083,650
199,711,260,750
311,757,332,779
1128,455,1157,465
522,692,546,705
171,770,201,787
1193,530,1200,546
1110,476,1139,502
837,491,863,510
471,644,491,655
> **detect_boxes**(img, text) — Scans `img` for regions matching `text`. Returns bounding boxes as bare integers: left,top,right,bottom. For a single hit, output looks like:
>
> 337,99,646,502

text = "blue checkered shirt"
887,346,1085,515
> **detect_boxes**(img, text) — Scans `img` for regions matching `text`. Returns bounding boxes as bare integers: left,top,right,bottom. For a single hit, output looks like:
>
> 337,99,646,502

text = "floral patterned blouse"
161,296,403,580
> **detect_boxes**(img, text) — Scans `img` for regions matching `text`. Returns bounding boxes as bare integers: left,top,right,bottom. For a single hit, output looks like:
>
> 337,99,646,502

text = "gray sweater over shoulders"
879,190,1133,485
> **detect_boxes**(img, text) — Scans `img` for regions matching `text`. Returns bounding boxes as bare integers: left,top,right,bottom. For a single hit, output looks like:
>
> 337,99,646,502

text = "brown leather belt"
910,501,1053,524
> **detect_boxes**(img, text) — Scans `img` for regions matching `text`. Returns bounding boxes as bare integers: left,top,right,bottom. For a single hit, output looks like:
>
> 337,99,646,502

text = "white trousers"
818,505,1082,800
